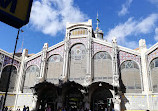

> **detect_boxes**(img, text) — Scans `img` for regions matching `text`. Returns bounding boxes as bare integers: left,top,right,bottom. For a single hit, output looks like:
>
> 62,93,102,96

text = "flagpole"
2,29,20,111
96,12,99,30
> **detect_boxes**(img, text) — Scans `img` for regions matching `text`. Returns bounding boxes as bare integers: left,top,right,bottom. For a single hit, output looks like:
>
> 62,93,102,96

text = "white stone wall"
121,94,148,110
16,94,33,110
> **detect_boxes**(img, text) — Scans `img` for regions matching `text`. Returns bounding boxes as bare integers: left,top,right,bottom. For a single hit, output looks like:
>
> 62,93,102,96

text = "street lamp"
2,29,23,111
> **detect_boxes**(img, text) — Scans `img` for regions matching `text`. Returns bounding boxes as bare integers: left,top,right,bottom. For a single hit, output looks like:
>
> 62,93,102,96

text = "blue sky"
0,0,158,54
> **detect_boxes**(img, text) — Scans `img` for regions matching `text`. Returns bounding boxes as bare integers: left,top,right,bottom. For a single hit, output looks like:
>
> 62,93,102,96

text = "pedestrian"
4,107,8,111
46,105,51,111
26,106,29,111
23,105,27,111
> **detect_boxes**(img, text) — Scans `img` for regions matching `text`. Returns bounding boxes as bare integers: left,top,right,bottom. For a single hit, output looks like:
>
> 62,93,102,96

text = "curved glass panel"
121,60,141,93
69,44,86,84
94,51,111,60
47,54,63,84
23,65,40,93
93,51,112,84
0,65,17,92
150,58,158,92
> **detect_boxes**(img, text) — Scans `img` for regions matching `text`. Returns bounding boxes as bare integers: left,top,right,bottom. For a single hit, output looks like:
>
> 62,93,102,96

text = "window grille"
93,51,112,84
23,65,40,93
150,58,158,92
69,44,86,84
121,60,141,93
47,54,63,84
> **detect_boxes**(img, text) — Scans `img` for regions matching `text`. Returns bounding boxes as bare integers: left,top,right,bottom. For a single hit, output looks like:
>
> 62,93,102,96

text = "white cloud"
148,0,158,6
154,28,158,41
105,13,158,49
29,0,88,36
118,0,133,16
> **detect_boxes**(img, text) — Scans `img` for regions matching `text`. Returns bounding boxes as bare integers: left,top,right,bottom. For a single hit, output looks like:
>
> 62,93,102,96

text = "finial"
96,12,100,31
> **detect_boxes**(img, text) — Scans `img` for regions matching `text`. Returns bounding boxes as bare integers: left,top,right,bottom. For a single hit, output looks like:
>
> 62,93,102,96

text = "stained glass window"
94,51,111,60
121,60,139,70
70,28,88,37
69,44,86,84
70,44,86,60
26,65,40,76
150,58,158,69
48,55,63,62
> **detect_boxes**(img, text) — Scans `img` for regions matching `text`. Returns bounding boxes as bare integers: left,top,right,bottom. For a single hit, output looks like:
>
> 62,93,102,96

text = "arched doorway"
65,88,83,111
0,65,17,92
90,82,113,111
33,81,58,111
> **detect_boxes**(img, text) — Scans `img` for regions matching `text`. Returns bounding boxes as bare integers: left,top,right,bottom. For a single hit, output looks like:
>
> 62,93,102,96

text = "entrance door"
65,88,83,111
91,87,113,111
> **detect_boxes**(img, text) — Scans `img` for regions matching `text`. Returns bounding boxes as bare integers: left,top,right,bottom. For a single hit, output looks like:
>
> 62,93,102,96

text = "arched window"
121,60,141,93
47,54,63,84
23,65,40,93
93,51,112,84
69,44,86,84
150,58,158,92
0,65,17,92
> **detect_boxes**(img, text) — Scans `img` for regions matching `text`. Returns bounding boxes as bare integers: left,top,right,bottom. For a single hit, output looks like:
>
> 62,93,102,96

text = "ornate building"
0,19,158,111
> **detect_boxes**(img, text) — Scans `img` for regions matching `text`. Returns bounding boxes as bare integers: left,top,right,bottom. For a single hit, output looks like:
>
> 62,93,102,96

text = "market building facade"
0,19,158,111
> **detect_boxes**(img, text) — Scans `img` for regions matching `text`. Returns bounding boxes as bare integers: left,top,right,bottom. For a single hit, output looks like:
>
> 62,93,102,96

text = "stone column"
139,39,151,109
84,28,92,86
62,31,70,81
14,49,28,110
32,95,38,110
113,95,121,111
39,43,48,82
112,38,121,111
16,49,28,93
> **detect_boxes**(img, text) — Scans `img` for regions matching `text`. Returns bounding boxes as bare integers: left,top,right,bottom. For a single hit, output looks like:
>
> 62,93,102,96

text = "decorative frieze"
70,38,87,47
147,48,158,64
93,42,112,56
47,45,64,58
26,56,41,68
119,51,141,65
3,56,20,68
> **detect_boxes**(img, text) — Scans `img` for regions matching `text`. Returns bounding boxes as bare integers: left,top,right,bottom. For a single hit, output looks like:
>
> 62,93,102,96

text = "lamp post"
2,29,23,111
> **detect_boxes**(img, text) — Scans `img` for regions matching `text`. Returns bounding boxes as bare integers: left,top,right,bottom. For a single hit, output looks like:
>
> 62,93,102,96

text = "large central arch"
62,81,85,111
88,82,113,111
33,81,58,111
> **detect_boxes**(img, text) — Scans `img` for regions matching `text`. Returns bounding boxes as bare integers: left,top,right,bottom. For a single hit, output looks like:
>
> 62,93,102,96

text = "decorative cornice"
0,48,21,62
47,41,64,52
25,51,42,63
118,45,141,56
92,38,112,47
92,38,141,56
145,42,158,55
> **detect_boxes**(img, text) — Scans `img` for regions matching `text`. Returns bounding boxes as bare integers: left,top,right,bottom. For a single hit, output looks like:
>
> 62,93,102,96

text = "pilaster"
139,39,151,109
14,49,28,110
39,43,48,82
84,27,92,86
16,49,28,93
62,30,70,81
112,38,121,111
